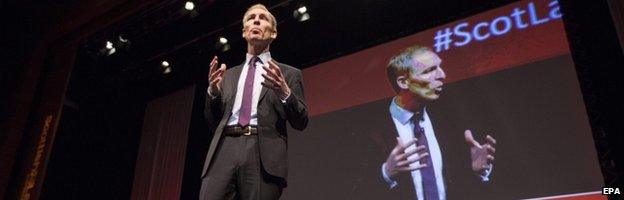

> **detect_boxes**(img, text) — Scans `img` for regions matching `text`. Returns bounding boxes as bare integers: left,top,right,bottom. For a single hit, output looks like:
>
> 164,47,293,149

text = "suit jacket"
352,99,493,199
202,60,308,185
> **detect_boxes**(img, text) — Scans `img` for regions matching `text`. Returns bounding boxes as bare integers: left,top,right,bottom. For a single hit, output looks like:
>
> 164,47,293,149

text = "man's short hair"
243,4,277,31
386,45,434,92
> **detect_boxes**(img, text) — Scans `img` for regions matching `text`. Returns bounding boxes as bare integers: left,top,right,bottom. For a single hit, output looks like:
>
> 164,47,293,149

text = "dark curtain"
131,85,196,200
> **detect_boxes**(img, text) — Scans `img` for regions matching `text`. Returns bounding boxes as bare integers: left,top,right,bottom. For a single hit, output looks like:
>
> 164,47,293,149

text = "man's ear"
397,75,409,90
270,30,277,39
242,28,246,38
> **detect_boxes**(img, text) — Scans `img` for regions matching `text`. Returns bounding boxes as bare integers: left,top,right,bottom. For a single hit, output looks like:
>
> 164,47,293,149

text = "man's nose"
436,67,446,81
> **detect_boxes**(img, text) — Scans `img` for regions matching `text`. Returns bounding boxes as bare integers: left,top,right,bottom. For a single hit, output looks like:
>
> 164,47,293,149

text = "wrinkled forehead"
244,7,272,20
412,51,442,70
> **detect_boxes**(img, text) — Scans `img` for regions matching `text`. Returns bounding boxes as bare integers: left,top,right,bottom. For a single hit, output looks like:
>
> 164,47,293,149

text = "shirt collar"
245,51,272,65
389,97,426,125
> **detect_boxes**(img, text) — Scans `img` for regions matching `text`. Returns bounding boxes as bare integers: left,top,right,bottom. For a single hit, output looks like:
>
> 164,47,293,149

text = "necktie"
238,56,259,127
413,112,439,200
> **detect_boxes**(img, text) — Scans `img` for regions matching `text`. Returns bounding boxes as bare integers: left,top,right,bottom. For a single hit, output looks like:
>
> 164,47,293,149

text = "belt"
223,125,258,136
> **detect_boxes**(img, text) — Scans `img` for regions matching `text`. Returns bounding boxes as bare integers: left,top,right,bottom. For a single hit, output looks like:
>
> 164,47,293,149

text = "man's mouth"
433,87,443,95
250,28,262,34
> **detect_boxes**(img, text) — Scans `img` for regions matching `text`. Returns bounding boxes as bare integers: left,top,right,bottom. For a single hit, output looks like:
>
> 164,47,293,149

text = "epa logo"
602,187,621,195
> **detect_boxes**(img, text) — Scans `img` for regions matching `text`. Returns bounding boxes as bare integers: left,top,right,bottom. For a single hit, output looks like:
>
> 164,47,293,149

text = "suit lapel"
223,64,243,115
382,110,399,150
229,64,243,99
427,107,454,191
258,82,269,103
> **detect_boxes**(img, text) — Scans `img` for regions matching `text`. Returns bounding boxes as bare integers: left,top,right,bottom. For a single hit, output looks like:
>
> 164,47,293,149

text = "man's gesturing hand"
208,56,226,96
384,137,429,180
261,60,291,101
464,130,497,174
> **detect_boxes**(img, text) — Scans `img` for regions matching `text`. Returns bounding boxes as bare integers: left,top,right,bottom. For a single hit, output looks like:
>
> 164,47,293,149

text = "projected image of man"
381,46,497,200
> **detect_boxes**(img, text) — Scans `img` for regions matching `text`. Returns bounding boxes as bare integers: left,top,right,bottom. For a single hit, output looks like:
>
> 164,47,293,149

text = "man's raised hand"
208,56,226,96
464,130,496,174
261,60,291,100
384,137,429,179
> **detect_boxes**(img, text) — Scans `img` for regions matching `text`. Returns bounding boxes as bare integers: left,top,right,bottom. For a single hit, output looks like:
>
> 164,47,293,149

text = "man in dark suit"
376,45,497,199
200,4,308,200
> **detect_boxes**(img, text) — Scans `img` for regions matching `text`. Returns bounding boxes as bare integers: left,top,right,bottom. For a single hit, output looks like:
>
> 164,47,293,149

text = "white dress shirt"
226,52,271,126
382,98,447,200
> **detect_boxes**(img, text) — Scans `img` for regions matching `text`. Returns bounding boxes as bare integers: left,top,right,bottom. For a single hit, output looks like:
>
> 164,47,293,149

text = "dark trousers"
200,136,282,200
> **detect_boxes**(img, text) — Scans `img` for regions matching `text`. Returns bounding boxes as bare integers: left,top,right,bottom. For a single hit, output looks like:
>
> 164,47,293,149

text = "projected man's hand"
262,60,291,101
464,130,497,174
208,56,226,97
384,137,429,180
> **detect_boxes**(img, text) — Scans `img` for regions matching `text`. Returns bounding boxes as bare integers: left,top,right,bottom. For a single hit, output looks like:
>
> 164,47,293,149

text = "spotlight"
293,6,310,22
215,36,230,52
101,41,117,56
116,35,131,49
161,60,172,74
106,48,116,55
163,67,172,74
106,41,114,50
118,35,128,43
219,37,228,44
297,6,307,14
185,1,195,11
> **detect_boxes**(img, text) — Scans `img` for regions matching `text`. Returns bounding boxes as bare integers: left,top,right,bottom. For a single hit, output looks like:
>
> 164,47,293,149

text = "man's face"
242,8,277,45
400,51,446,102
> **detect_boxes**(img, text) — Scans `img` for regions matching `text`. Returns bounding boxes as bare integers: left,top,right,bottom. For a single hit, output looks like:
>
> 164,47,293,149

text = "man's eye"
422,66,438,74
247,14,255,21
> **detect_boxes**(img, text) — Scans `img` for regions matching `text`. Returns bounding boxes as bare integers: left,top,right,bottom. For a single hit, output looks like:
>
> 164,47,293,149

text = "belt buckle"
244,126,252,136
